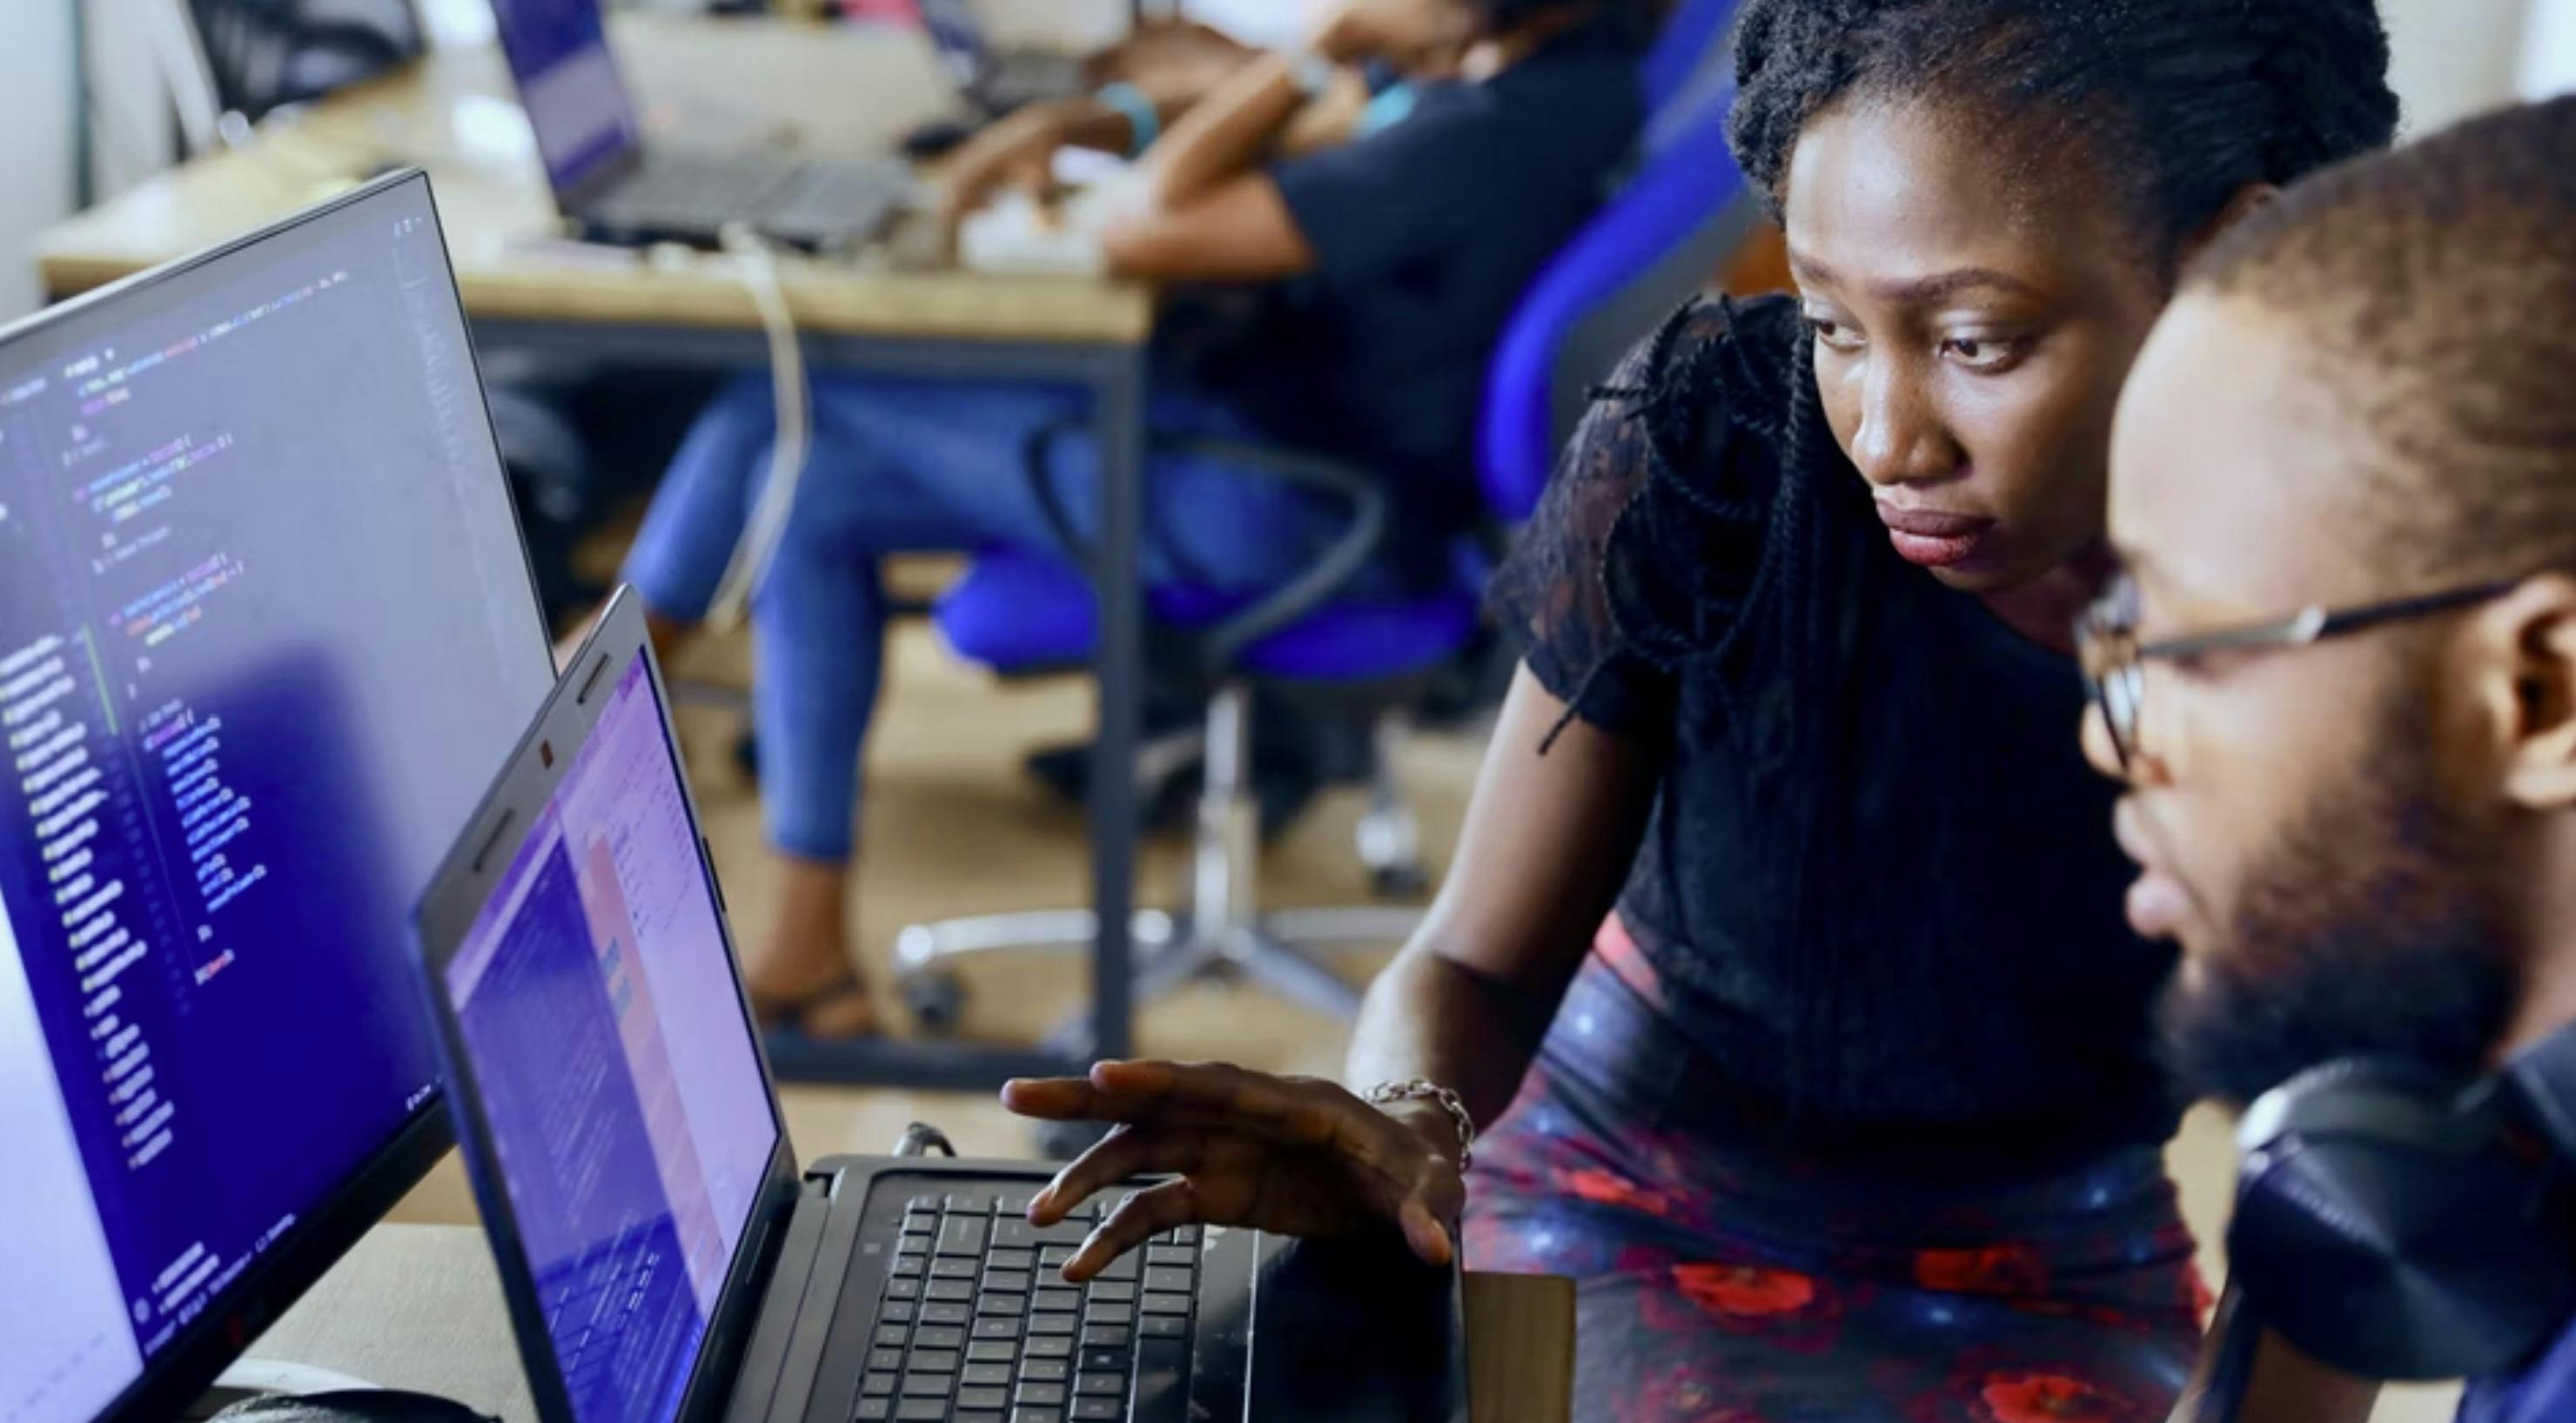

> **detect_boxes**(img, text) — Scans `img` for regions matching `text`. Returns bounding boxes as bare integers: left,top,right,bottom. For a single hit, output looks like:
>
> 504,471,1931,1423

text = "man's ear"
2172,184,2278,279
2474,574,2576,810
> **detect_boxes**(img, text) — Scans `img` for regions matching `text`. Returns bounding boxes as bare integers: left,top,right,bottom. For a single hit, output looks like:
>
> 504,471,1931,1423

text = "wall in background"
2383,0,2533,135
1184,0,1312,48
2523,0,2576,100
0,0,77,321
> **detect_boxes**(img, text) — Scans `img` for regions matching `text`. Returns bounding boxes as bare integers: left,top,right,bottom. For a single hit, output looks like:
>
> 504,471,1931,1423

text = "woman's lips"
1875,504,1997,569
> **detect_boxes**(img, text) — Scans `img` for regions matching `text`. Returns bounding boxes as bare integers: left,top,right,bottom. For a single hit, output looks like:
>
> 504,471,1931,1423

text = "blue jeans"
624,373,1362,862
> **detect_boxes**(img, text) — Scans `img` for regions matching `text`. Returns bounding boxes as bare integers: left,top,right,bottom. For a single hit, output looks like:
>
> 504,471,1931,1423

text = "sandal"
750,970,881,1041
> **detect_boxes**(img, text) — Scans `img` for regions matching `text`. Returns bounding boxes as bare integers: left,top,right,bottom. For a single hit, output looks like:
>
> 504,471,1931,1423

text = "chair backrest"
1641,0,1741,115
1477,74,1758,522
187,0,423,126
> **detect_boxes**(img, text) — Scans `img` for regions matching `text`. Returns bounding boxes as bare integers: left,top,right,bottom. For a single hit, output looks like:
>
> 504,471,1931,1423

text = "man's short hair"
2184,97,2576,586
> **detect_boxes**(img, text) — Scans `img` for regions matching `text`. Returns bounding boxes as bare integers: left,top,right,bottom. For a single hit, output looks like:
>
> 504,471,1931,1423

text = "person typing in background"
617,0,1654,1038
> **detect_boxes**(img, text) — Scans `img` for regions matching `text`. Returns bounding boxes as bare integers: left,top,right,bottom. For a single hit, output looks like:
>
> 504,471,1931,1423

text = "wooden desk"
250,1225,1576,1423
36,16,1152,346
33,16,1155,1094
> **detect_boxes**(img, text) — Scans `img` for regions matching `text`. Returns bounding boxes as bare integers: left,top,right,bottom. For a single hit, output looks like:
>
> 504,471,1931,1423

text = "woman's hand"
1000,1059,1468,1281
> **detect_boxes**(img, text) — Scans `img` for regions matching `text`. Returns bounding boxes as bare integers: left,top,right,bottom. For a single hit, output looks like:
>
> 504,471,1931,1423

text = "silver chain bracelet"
1362,1079,1477,1171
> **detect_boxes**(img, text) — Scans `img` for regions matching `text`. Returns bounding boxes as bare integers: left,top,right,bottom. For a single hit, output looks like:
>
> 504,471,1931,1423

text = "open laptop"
413,587,1471,1423
487,0,911,251
918,0,1087,116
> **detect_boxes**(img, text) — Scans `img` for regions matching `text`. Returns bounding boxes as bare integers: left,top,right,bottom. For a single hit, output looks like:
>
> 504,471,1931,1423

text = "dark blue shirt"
1173,15,1642,517
2460,1319,2576,1423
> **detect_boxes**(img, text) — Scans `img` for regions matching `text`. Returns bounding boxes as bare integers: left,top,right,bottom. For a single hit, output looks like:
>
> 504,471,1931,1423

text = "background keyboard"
855,1190,1203,1423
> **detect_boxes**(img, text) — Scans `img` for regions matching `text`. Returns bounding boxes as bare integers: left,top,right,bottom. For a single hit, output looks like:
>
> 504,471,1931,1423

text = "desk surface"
36,17,1154,346
251,1223,1574,1423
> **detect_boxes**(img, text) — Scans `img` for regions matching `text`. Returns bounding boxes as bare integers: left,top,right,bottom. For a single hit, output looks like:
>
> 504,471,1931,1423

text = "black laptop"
487,0,911,251
917,0,1087,117
411,587,1471,1423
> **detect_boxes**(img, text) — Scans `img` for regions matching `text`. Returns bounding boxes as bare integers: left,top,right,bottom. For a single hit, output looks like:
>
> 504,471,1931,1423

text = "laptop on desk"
412,587,1471,1423
487,0,912,252
918,0,1087,116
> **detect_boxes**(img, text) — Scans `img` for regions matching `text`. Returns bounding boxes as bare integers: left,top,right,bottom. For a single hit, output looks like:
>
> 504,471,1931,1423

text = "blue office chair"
893,66,1759,1035
1643,0,1742,116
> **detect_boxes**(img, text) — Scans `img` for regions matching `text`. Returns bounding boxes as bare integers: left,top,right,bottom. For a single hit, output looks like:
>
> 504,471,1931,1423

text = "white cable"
707,223,811,633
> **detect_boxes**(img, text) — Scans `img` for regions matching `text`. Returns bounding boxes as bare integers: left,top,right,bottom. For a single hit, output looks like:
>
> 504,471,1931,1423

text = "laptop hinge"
722,1192,833,1423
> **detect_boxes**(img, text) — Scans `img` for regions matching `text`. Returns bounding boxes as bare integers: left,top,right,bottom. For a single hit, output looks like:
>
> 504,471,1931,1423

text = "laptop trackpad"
1197,1228,1470,1423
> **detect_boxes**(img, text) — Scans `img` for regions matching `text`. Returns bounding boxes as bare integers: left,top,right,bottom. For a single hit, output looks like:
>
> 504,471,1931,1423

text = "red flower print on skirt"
1916,1245,2051,1297
1674,1263,1817,1319
1624,1359,1767,1422
1560,1166,1685,1221
1978,1371,2128,1423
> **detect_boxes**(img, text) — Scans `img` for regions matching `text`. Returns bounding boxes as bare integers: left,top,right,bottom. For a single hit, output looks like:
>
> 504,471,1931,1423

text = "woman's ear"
2172,183,2279,278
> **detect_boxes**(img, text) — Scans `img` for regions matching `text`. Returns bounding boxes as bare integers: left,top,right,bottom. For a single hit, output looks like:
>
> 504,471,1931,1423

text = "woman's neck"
1977,540,2115,655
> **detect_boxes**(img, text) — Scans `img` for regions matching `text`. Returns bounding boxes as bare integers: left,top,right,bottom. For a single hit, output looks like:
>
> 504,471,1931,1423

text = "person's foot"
745,855,880,1039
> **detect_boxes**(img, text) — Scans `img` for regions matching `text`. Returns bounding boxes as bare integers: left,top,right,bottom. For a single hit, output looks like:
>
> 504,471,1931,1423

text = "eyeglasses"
2075,572,2522,773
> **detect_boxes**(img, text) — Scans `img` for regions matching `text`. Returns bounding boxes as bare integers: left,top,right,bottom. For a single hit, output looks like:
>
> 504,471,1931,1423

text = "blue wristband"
1359,82,1417,138
1094,82,1160,160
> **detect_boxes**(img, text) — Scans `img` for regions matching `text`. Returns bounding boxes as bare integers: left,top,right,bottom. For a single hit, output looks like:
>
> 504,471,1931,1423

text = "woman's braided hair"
1614,0,2398,1110
1727,0,2400,269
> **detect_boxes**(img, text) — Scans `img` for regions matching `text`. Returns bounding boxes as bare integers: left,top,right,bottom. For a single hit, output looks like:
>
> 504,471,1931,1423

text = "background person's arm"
939,45,1352,280
1094,0,1469,280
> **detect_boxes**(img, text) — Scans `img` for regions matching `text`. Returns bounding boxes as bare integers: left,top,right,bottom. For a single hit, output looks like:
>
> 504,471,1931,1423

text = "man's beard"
2159,698,2518,1106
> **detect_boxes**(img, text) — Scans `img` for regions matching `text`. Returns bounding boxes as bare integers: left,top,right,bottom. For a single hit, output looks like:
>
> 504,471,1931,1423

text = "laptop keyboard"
607,151,796,223
855,1190,1202,1423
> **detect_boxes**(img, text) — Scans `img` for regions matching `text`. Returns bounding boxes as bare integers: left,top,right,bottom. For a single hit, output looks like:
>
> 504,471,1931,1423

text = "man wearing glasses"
2081,96,2576,1421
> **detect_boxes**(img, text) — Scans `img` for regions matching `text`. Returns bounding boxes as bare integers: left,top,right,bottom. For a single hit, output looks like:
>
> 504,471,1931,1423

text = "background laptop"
413,587,1471,1423
487,0,910,251
917,0,1087,116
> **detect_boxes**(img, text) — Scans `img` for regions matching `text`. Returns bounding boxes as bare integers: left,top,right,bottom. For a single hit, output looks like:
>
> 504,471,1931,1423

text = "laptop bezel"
915,0,1003,96
412,586,803,1423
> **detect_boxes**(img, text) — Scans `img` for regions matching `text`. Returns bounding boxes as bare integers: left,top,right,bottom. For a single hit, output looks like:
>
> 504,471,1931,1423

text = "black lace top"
1493,294,2180,1165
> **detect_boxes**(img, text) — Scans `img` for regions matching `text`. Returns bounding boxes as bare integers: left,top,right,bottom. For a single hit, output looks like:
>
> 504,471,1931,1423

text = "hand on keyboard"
999,1059,1466,1282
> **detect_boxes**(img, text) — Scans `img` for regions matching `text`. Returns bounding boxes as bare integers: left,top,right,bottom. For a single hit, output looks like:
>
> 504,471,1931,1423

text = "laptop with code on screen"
411,587,1472,1423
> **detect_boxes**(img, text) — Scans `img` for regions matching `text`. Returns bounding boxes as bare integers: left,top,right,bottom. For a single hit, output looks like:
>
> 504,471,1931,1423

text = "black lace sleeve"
1490,294,1800,747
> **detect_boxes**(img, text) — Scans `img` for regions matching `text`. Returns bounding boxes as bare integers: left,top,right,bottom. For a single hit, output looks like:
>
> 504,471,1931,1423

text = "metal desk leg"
1083,346,1145,1067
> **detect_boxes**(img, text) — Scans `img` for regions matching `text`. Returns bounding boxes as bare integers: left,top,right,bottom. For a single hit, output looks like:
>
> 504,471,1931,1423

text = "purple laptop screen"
486,0,641,195
441,654,777,1423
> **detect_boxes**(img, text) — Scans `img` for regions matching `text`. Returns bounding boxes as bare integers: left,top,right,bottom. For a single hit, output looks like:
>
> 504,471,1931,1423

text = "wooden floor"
387,614,2456,1420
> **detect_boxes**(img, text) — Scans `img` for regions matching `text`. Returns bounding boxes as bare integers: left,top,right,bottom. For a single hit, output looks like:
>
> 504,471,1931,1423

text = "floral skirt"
1462,920,2206,1423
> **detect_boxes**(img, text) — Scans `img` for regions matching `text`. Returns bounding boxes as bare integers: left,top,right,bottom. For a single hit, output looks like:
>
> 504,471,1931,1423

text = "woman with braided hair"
1003,1,2399,1416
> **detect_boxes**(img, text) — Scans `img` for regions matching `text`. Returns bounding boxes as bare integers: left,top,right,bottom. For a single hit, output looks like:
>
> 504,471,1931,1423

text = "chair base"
893,683,1426,1044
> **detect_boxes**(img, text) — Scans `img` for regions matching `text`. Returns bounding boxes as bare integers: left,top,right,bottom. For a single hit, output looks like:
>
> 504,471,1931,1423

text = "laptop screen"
916,0,992,89
486,0,641,196
439,651,778,1423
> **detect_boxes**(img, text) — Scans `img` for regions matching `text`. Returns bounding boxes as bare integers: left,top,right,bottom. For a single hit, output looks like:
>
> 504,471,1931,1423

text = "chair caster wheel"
1036,1118,1114,1162
901,972,967,1037
1371,863,1429,898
